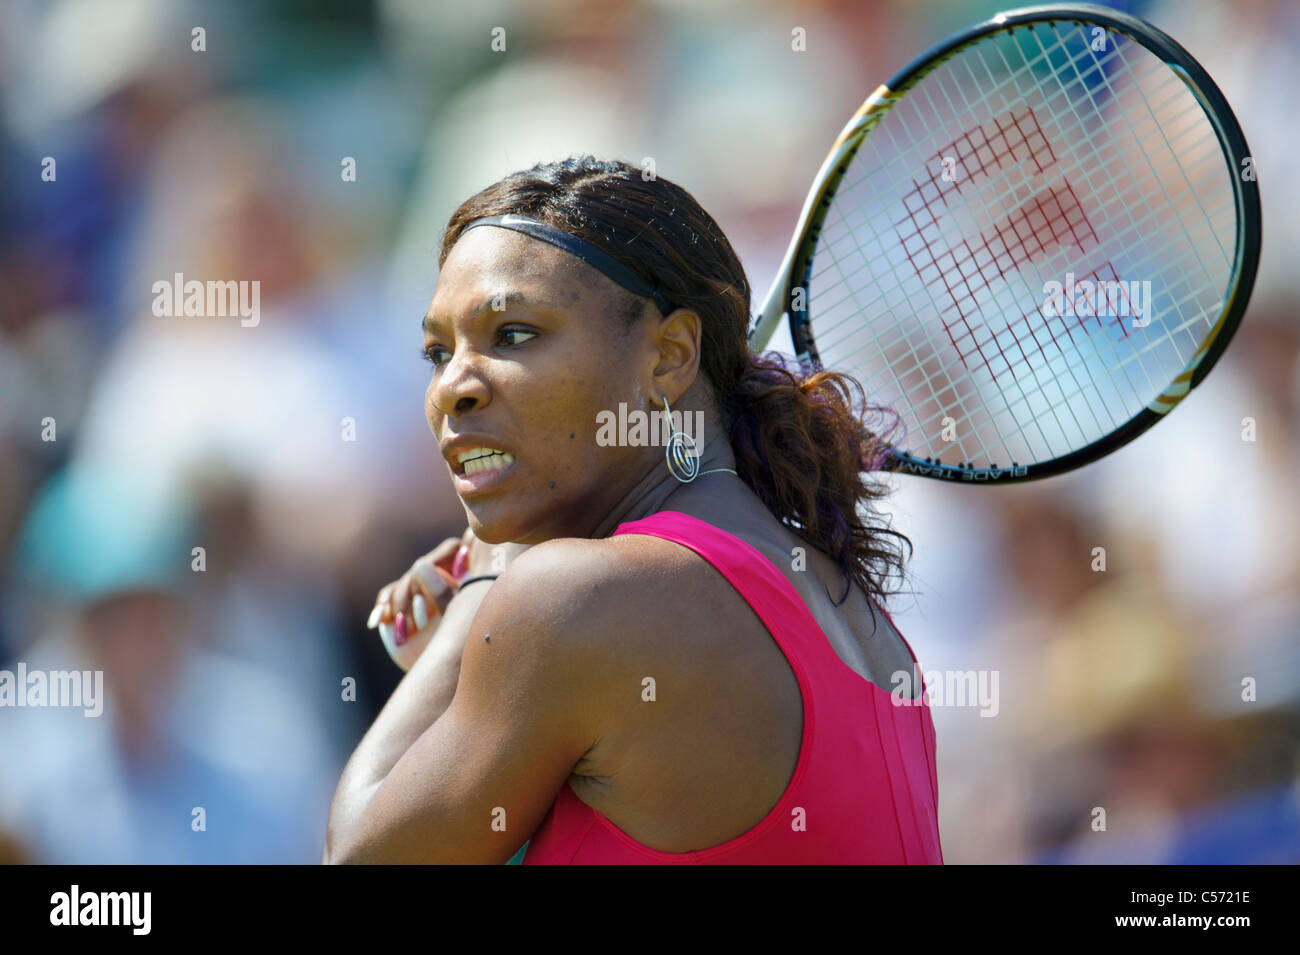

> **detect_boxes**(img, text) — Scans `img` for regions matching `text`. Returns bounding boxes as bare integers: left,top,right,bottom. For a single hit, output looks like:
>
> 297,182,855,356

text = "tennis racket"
748,3,1261,483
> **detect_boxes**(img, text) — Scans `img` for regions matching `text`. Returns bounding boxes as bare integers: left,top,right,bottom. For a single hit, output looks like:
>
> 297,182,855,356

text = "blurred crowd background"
1,0,1296,863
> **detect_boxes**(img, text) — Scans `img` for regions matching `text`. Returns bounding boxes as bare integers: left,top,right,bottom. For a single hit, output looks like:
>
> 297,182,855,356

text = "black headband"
459,213,676,317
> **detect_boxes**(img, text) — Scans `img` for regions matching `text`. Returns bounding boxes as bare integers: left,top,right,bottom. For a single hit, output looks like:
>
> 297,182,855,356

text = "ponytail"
725,352,911,607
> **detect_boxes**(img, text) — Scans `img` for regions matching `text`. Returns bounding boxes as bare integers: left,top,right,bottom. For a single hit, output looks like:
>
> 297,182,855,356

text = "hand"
367,530,532,672
367,532,467,671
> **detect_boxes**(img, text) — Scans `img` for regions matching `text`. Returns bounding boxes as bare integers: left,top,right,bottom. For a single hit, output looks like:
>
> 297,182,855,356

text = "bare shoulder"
467,532,697,676
485,533,688,618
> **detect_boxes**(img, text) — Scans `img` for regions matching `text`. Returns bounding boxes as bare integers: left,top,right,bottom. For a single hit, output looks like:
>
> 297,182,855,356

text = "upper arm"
333,540,623,864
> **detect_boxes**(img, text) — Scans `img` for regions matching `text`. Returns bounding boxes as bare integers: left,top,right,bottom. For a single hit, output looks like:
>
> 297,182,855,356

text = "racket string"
804,18,1237,468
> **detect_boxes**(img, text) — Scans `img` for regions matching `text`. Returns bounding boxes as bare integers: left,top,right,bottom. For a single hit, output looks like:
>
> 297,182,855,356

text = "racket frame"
749,2,1262,483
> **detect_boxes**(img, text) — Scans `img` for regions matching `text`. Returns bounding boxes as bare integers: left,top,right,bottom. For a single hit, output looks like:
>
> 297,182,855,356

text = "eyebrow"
421,291,556,334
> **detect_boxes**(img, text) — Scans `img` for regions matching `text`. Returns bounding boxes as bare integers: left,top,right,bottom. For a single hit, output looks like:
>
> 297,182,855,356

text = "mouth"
449,446,517,495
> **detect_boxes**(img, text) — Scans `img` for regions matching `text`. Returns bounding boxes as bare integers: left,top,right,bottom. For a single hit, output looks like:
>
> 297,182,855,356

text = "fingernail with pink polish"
394,612,408,647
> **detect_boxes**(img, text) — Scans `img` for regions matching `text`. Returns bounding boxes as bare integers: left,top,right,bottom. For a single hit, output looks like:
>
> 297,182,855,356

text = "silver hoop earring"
662,395,699,483
660,396,738,484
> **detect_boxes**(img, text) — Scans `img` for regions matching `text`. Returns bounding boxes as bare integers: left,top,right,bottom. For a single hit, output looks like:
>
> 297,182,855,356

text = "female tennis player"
324,156,943,864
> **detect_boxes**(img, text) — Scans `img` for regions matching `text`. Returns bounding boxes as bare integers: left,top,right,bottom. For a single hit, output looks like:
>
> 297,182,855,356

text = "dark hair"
439,156,911,607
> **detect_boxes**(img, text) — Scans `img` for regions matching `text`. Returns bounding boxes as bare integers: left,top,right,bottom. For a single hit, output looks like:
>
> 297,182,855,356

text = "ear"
650,308,702,404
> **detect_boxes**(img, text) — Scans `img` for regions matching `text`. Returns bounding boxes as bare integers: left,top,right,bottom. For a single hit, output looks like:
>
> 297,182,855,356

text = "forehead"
432,227,607,314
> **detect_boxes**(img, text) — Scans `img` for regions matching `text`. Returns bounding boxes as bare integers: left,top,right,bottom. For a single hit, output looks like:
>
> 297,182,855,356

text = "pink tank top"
522,510,943,864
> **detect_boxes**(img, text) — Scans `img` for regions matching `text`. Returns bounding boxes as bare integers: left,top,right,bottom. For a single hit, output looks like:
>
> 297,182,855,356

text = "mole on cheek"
549,481,556,489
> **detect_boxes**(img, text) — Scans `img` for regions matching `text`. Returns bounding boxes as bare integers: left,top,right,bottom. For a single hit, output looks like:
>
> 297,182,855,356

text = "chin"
460,501,526,545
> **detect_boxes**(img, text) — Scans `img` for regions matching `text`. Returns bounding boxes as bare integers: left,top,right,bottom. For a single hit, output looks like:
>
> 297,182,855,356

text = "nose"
427,345,491,420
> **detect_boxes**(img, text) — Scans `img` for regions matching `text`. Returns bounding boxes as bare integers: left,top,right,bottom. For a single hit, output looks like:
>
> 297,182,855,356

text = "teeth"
457,447,504,464
462,452,514,476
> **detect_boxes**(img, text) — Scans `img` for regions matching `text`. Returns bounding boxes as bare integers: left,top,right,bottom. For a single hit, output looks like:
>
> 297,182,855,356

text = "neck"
587,435,739,538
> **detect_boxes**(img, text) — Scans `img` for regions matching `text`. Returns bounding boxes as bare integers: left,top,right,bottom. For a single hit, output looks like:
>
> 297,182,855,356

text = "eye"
499,326,537,347
420,326,536,368
421,343,450,366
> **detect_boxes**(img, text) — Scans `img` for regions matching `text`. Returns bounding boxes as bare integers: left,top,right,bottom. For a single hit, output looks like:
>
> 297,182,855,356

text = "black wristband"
456,574,499,589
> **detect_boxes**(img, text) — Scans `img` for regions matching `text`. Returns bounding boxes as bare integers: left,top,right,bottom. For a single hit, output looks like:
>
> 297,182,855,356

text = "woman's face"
423,227,655,545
